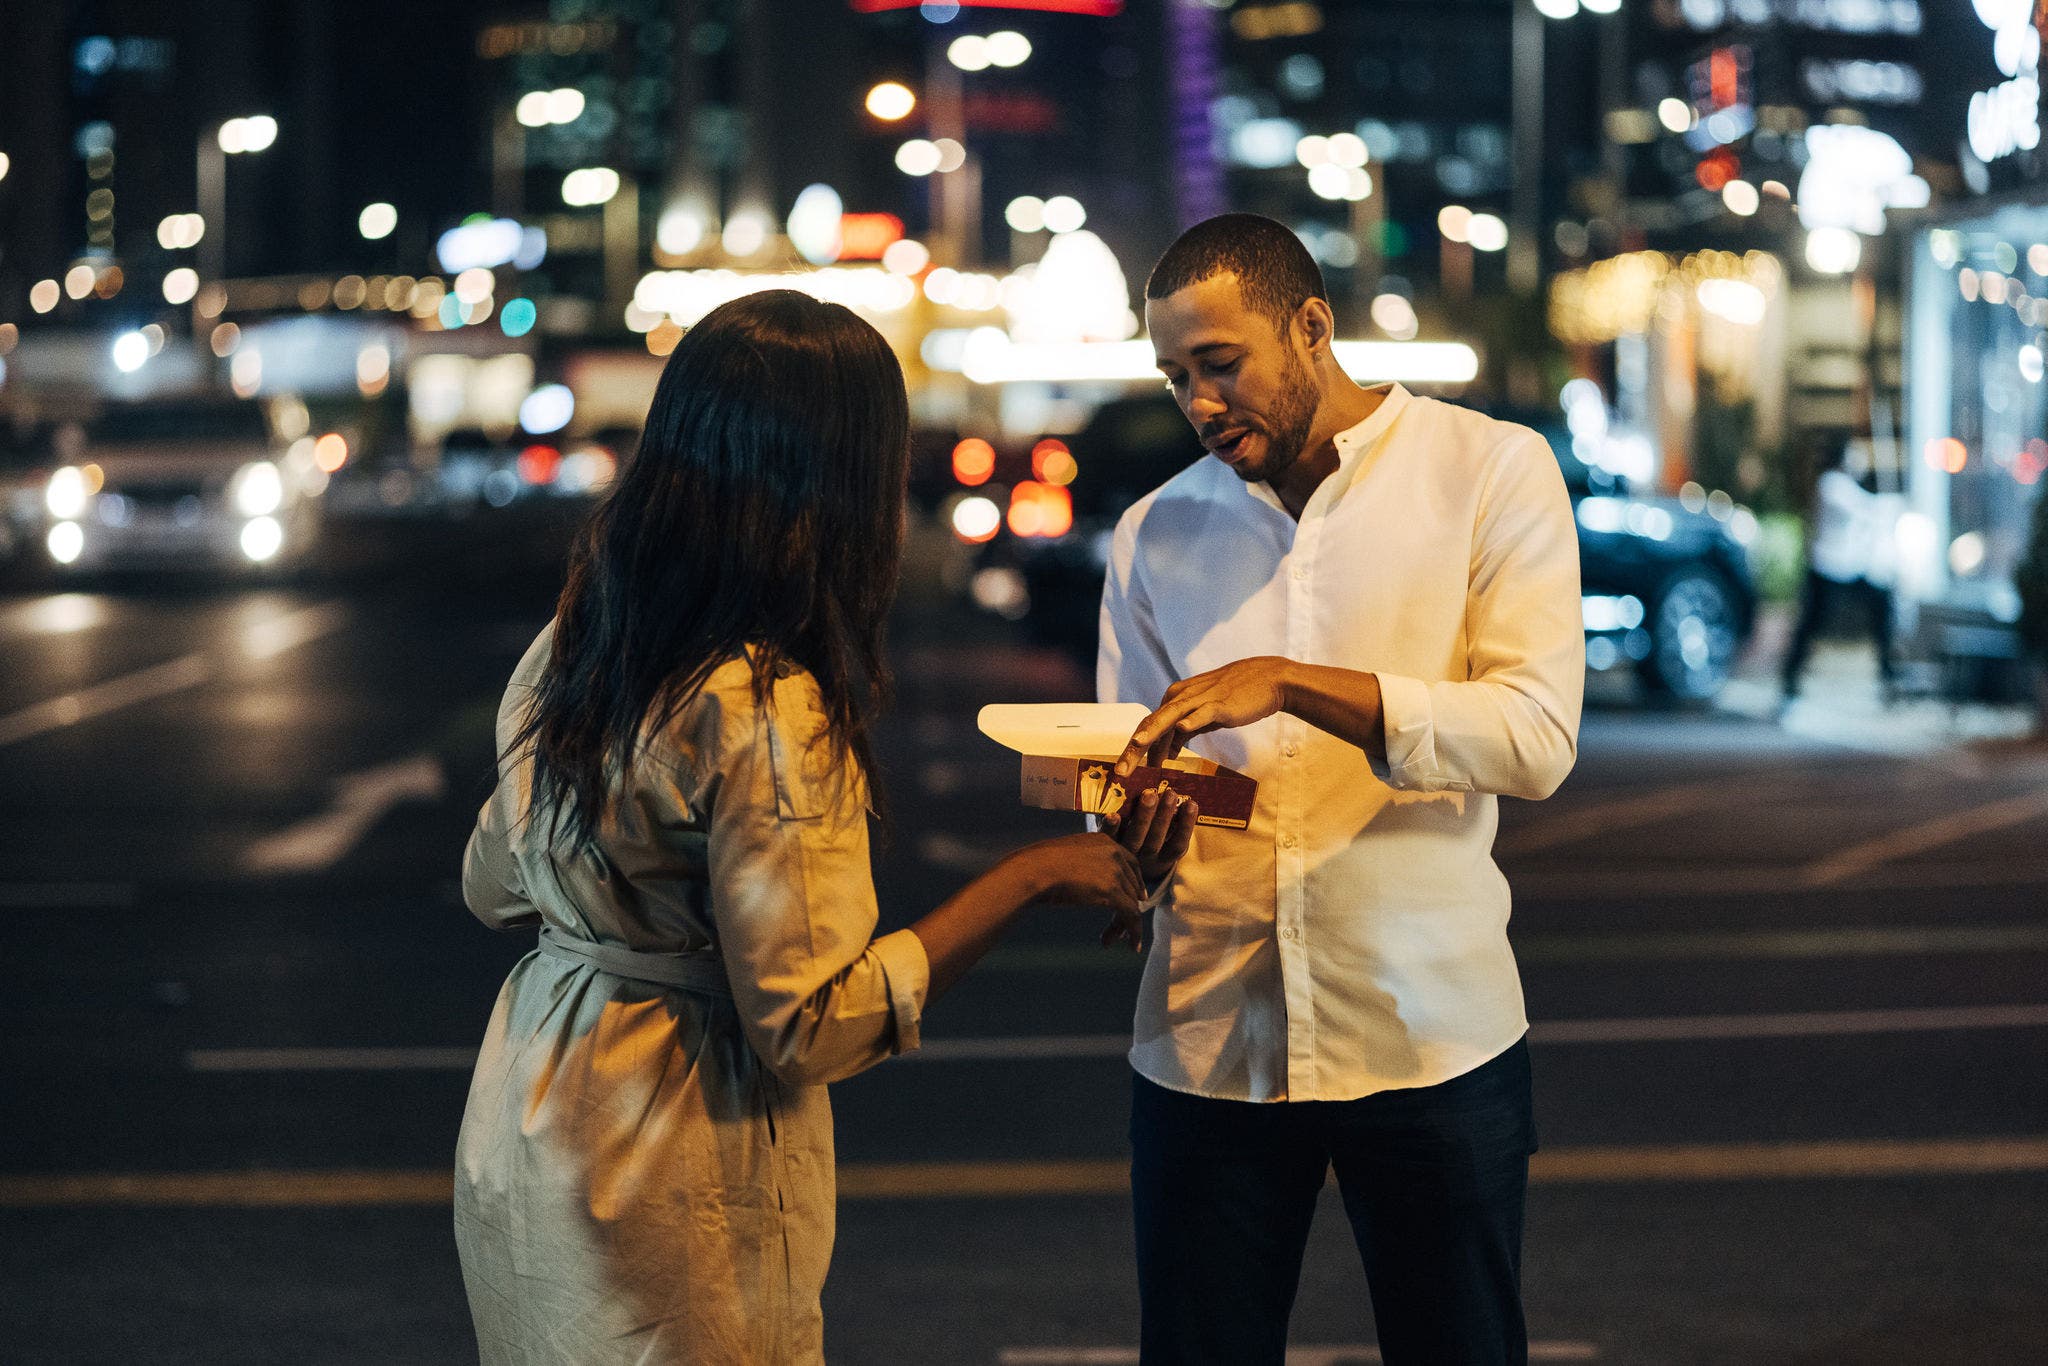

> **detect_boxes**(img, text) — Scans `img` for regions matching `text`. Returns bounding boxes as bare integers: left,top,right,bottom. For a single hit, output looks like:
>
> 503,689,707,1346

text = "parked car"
436,424,625,511
0,416,54,566
12,395,324,574
968,394,1757,703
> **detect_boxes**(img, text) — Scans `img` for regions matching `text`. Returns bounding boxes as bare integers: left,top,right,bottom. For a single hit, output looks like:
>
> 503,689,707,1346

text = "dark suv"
971,394,1757,703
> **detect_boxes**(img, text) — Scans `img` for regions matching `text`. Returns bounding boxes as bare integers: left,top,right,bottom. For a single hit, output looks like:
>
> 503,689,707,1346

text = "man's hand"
1099,786,1199,952
1115,656,1294,775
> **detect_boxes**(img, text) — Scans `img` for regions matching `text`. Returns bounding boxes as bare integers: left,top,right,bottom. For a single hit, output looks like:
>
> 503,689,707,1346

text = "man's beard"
1231,347,1318,485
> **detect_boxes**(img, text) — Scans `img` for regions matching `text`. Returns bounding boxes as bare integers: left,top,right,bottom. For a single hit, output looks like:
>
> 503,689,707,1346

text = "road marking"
918,831,1001,874
182,1001,2048,1074
938,847,2048,902
1530,1002,2048,1043
241,599,351,659
0,599,352,750
0,1170,457,1208
1511,856,2048,900
0,653,213,748
1001,1345,1598,1365
1529,1136,2048,1183
240,752,446,875
0,881,138,908
1498,781,1729,857
0,592,111,638
986,922,2048,973
1516,922,2048,963
1800,788,2048,887
188,1046,480,1072
10,1136,2047,1208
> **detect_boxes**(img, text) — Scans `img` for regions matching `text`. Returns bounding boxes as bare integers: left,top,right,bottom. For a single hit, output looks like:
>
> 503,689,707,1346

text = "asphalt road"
1,507,2043,1365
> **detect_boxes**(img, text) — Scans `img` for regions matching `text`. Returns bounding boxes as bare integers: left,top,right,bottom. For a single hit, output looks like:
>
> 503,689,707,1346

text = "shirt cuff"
1372,671,1439,790
868,928,930,1056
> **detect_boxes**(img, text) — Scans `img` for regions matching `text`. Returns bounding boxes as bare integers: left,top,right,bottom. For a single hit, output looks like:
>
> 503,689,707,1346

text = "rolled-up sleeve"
692,666,929,1086
1371,435,1583,800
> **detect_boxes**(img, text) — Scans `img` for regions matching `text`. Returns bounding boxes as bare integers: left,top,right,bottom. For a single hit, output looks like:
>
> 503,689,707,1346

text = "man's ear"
1295,297,1336,356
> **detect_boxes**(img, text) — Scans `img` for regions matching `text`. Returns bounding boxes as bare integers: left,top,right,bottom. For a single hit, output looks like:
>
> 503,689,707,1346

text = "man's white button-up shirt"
1098,384,1584,1103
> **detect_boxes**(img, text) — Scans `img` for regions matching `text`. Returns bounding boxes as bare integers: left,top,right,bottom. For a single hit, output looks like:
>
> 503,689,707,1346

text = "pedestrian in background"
1098,215,1584,1365
453,290,1145,1365
1781,435,1899,707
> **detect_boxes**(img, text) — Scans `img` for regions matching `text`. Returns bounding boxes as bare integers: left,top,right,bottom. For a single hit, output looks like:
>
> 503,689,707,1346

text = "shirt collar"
1242,382,1411,515
1332,383,1410,472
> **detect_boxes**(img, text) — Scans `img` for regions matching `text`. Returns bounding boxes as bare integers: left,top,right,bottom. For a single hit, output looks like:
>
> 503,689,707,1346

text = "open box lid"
976,703,1149,759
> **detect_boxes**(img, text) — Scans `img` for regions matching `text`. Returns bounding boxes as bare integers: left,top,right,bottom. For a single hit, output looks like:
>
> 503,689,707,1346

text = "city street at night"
6,0,2048,1361
1,510,2043,1364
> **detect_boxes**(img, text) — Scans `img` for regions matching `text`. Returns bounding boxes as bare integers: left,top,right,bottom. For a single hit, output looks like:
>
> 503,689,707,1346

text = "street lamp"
358,203,397,241
866,82,918,121
196,115,278,326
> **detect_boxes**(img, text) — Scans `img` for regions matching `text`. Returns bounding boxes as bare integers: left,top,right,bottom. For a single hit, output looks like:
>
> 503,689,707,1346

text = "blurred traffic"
0,1,2038,714
4,5,2048,1363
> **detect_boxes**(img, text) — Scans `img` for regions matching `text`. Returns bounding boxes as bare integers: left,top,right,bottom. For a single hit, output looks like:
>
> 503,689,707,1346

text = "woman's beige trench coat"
454,624,930,1364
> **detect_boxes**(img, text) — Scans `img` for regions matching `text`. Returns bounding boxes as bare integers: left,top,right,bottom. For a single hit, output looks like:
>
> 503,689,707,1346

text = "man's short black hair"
1145,214,1329,334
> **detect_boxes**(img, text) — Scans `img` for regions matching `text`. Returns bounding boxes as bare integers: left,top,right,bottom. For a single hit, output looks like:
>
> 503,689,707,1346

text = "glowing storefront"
1903,202,2047,672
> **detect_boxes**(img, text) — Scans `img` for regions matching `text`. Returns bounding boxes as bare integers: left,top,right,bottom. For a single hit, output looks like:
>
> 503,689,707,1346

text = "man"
1780,435,1898,707
1099,214,1583,1365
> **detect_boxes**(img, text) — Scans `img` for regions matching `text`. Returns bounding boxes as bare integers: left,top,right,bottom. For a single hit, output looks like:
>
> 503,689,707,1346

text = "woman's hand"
911,833,1144,1004
1004,832,1147,912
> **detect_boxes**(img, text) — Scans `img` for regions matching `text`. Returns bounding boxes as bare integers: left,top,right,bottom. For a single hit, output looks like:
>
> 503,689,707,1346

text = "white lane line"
0,653,213,748
1516,922,2048,963
0,881,138,908
1531,1003,2048,1044
1799,788,2048,887
1511,856,2048,900
1498,781,1729,857
241,600,351,660
917,831,1000,874
11,1139,2048,1211
240,752,446,875
1000,1346,1598,1365
0,593,112,638
908,1034,1131,1062
982,923,2048,972
0,598,353,750
183,1002,2048,1073
188,1047,480,1072
937,847,2048,902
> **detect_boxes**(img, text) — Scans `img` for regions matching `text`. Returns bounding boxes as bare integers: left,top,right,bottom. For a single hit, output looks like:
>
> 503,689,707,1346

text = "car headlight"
45,466,90,520
231,461,285,517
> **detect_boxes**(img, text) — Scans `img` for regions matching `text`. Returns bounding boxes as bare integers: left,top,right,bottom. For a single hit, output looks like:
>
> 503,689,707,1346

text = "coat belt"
537,925,731,999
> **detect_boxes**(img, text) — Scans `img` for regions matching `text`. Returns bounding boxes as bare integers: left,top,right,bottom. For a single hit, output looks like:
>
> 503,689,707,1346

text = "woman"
454,290,1143,1364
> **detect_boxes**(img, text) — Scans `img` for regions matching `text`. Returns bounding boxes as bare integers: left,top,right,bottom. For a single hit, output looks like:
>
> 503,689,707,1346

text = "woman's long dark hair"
514,289,910,850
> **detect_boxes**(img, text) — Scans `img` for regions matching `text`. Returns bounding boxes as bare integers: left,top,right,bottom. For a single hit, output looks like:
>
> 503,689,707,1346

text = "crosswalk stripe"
5,1136,2045,1207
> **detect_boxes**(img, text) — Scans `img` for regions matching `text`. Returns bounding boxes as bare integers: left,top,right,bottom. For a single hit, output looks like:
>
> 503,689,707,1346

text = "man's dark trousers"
1130,1037,1536,1365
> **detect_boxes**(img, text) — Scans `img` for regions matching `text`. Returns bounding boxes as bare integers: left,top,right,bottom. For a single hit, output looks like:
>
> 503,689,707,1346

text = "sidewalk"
1717,603,2039,756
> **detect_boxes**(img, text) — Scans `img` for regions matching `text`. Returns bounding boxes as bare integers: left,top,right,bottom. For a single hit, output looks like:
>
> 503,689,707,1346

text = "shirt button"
1291,565,1308,580
1283,742,1299,758
1282,927,1300,941
1281,834,1298,849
